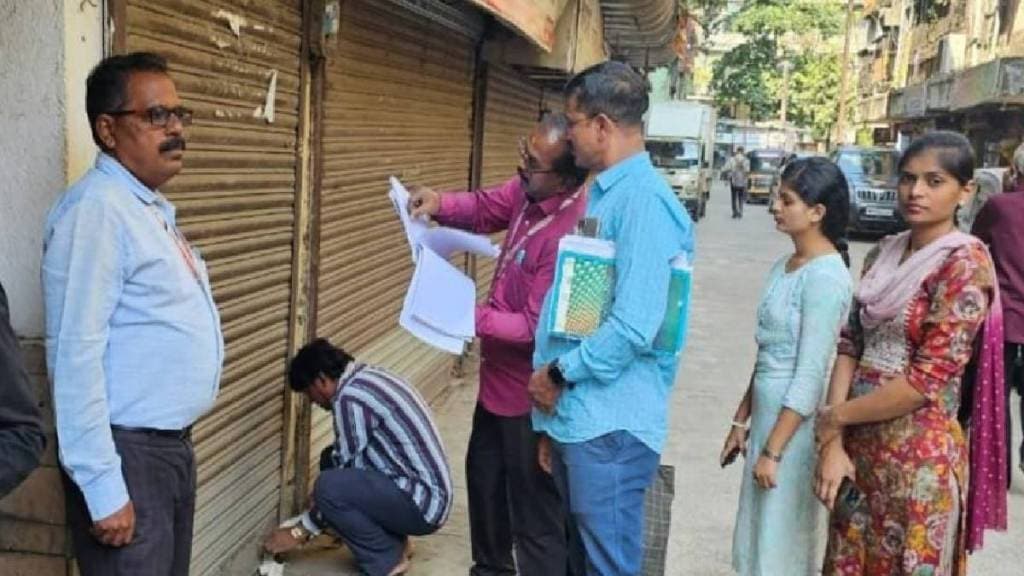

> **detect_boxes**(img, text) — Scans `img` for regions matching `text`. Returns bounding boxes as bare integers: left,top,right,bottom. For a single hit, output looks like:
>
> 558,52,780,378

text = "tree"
711,0,846,127
787,51,844,139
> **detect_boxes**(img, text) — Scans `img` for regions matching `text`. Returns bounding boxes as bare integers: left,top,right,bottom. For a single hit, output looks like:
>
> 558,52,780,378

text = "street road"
285,181,1023,576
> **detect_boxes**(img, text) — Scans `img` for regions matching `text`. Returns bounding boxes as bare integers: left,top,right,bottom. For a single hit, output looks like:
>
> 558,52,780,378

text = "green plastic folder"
549,235,692,355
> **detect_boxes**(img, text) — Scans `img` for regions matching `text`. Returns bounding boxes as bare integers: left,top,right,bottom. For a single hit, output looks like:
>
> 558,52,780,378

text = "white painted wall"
0,0,102,337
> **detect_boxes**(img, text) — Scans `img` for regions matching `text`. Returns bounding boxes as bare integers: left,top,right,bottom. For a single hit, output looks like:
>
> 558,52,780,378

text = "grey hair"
535,112,587,187
537,112,569,145
564,60,649,126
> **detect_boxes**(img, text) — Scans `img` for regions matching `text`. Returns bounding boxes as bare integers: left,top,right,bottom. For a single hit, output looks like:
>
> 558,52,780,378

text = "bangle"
731,420,748,429
761,447,783,462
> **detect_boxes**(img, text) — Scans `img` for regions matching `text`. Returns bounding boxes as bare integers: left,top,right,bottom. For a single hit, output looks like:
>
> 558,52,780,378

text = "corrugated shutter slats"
121,1,302,574
310,0,478,479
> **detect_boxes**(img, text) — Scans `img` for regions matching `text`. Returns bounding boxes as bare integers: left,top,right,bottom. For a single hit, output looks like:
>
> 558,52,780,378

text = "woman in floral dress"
814,132,1004,576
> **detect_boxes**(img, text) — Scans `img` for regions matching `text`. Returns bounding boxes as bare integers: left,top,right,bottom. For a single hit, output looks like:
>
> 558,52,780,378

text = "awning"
600,0,679,68
483,0,607,86
465,0,571,52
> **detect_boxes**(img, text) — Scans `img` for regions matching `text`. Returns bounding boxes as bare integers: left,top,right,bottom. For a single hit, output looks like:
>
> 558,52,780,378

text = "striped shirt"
327,363,453,526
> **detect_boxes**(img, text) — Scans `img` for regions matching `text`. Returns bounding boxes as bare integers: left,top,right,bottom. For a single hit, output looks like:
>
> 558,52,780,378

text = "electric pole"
780,60,792,124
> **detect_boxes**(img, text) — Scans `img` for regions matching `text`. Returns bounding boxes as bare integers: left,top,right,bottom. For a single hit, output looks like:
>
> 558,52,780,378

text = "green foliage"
787,51,846,139
732,0,843,39
711,38,778,120
711,0,848,131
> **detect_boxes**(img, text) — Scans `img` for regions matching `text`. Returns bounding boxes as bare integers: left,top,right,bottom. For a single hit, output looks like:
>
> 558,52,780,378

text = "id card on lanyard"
489,187,585,299
147,205,201,283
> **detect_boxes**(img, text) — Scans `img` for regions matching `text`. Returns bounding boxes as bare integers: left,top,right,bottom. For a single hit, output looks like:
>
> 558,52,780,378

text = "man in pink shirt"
409,113,586,576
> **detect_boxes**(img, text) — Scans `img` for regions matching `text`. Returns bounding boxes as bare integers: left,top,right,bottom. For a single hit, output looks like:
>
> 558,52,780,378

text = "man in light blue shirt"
42,52,223,576
527,61,695,575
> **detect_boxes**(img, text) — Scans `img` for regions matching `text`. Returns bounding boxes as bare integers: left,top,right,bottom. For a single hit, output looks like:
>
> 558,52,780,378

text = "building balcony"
887,56,1024,120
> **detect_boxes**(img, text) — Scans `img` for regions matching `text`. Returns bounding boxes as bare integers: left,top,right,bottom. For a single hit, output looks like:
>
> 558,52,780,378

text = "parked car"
766,151,825,208
832,146,904,235
745,148,786,203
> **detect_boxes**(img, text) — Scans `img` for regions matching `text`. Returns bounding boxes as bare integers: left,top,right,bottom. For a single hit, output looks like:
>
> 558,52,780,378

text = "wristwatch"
547,361,574,390
760,447,783,463
289,524,312,543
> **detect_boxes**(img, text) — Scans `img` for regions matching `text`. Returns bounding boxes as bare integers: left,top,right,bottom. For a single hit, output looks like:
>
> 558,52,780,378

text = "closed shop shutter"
542,85,565,113
475,63,545,298
117,1,303,574
310,0,480,476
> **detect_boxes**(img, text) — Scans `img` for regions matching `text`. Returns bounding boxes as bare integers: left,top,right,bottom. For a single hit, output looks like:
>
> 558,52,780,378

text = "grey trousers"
65,428,196,576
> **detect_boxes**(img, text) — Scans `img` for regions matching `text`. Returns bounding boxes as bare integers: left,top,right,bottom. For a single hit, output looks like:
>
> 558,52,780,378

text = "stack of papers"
548,235,693,355
388,177,499,354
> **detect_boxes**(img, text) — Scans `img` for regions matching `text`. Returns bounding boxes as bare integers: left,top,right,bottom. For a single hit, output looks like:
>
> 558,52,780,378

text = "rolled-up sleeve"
783,269,850,416
43,196,130,521
558,194,691,384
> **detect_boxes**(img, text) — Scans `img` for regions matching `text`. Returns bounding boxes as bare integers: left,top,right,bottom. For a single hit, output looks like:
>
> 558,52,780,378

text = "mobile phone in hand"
834,476,867,521
721,446,741,468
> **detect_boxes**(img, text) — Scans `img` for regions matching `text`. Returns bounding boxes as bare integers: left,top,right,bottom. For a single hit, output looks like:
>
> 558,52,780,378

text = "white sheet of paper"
388,176,429,261
389,176,499,261
399,252,467,354
420,226,500,260
409,248,476,339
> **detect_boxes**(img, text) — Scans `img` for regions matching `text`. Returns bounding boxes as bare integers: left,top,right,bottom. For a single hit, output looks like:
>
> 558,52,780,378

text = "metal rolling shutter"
117,2,303,574
310,0,479,474
475,63,545,298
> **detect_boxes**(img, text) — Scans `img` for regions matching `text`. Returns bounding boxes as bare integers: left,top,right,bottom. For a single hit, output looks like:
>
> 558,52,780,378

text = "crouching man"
263,339,453,576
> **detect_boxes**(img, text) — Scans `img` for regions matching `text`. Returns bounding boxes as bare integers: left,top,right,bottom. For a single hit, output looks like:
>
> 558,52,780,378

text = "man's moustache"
159,137,186,153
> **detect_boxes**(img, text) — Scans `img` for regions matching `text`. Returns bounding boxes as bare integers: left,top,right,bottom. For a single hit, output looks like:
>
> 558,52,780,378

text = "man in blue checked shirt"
42,53,223,576
527,61,695,575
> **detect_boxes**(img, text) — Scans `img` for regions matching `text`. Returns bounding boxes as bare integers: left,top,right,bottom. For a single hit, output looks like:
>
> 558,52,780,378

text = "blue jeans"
551,431,660,576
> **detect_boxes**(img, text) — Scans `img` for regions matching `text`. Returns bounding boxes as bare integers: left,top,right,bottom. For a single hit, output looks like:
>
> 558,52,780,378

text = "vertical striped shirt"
328,363,453,526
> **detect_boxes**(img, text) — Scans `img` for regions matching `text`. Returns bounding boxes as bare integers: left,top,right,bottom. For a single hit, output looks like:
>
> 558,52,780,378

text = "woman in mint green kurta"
720,158,853,575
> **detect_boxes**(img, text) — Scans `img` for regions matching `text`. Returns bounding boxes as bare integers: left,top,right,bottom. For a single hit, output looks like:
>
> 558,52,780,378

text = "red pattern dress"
824,243,994,576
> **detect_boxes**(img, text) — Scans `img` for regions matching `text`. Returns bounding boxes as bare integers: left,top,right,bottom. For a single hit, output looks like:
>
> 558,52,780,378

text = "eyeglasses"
517,137,557,176
517,165,557,181
566,114,594,128
107,105,194,127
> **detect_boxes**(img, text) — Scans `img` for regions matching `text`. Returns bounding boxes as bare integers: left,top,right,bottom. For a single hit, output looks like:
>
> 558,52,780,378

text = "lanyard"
147,205,201,282
491,186,585,293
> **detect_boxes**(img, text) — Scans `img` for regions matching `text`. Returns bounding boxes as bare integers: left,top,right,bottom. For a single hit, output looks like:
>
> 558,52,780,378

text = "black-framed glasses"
517,137,556,176
107,105,194,127
517,165,557,180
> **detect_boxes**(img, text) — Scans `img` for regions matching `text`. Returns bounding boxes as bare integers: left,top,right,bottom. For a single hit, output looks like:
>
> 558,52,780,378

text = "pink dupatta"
966,282,1008,552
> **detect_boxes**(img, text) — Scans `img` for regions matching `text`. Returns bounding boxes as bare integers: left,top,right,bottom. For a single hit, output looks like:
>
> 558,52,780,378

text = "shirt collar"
332,361,364,402
594,151,651,195
95,152,161,206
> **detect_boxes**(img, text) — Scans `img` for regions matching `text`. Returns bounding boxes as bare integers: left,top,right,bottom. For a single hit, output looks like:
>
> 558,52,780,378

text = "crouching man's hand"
263,525,308,555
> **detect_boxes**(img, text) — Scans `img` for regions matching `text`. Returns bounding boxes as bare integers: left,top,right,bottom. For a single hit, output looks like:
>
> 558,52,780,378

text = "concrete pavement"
282,183,1023,575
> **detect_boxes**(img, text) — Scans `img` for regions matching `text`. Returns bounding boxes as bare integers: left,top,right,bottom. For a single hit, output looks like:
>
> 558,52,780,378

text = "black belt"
111,424,192,440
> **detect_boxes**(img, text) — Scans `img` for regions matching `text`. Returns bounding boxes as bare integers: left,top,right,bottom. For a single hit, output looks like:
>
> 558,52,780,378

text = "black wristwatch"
548,361,574,390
